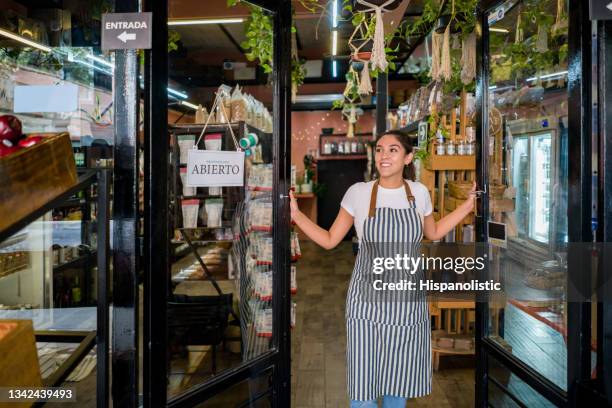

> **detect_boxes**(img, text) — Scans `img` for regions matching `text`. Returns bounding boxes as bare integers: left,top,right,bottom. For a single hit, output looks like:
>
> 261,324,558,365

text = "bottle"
72,276,82,305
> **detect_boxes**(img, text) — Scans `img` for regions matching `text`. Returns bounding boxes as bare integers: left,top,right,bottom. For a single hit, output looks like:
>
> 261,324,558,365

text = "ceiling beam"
217,24,244,54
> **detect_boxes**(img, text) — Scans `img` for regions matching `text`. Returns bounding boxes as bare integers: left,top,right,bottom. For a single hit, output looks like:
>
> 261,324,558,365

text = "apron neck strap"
368,180,415,218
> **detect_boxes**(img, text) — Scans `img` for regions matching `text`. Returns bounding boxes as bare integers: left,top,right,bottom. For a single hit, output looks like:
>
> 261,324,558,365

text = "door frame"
474,0,594,406
142,0,293,406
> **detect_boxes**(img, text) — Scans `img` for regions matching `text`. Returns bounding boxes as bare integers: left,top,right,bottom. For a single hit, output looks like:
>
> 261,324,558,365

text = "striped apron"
346,180,432,401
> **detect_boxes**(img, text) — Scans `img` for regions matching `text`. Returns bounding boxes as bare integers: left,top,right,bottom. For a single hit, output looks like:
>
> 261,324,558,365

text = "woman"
290,130,477,407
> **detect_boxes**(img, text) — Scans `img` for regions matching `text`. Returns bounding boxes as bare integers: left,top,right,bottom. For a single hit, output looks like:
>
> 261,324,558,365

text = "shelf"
320,132,373,138
317,155,368,161
431,346,475,355
397,116,429,134
53,251,97,273
425,155,475,170
180,194,224,200
169,121,268,136
170,239,233,245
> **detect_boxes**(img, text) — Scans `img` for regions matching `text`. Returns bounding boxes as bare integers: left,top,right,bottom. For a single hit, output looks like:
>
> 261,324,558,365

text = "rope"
460,32,476,85
195,92,240,151
430,31,442,81
359,62,373,95
440,24,452,81
355,0,396,71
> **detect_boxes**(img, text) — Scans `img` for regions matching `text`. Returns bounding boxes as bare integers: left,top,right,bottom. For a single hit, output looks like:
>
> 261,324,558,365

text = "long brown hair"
375,130,416,181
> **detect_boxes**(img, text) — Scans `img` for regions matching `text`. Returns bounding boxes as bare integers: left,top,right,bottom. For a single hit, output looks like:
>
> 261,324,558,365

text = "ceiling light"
181,101,198,110
489,28,510,33
526,70,568,82
332,30,338,56
86,54,114,69
167,87,188,99
0,28,52,52
168,18,244,26
332,0,338,28
294,94,343,103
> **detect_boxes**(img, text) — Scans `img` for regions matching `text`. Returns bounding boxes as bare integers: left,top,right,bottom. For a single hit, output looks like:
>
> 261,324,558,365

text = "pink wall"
291,110,376,174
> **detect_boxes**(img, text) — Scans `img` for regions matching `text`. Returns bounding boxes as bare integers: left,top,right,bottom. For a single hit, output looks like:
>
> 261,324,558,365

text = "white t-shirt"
341,180,433,241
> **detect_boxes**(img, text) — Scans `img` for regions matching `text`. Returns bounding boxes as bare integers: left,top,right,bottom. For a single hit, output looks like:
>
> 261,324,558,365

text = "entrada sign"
101,12,152,50
186,150,245,187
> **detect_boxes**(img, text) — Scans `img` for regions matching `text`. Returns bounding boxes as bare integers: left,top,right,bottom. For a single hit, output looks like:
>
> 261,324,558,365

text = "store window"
486,0,575,392
0,0,117,405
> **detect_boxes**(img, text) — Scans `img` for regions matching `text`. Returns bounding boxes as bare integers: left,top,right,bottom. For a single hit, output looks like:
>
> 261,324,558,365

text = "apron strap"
368,180,416,218
368,181,379,218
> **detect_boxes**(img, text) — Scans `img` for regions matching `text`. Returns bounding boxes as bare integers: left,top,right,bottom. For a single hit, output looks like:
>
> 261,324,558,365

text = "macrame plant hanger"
355,0,397,72
194,92,240,151
348,21,373,95
439,0,454,81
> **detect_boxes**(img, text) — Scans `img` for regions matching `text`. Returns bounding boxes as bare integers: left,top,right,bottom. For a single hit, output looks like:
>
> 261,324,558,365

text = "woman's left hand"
466,181,478,210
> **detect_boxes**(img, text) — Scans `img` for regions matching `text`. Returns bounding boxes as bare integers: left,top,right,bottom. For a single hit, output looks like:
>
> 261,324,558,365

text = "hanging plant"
228,0,323,92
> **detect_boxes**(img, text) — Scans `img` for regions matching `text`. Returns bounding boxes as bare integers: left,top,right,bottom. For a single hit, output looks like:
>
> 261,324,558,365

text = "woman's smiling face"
375,134,413,178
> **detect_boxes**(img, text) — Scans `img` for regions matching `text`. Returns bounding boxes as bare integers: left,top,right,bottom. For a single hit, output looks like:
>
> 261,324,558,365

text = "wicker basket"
448,181,505,199
0,133,77,234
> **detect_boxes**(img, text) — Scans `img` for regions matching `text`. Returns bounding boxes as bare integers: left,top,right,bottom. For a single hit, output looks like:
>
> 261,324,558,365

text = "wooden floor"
291,241,476,408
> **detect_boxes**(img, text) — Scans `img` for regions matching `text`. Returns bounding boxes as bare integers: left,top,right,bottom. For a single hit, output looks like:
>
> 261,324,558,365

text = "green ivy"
240,6,274,73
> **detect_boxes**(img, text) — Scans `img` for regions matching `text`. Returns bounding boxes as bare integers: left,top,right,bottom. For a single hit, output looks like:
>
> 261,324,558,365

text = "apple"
0,115,22,144
18,136,43,148
0,143,21,157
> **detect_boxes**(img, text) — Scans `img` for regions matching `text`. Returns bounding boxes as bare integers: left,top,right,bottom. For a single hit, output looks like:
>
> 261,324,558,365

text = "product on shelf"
179,167,195,197
181,199,199,228
177,135,195,164
205,198,224,228
247,164,273,190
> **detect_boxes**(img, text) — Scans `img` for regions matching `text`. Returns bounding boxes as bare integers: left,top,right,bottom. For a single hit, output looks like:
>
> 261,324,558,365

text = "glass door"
143,0,293,406
475,0,595,406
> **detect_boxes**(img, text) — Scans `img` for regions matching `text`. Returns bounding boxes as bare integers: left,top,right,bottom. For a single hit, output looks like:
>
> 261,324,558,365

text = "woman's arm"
290,191,354,250
422,183,477,241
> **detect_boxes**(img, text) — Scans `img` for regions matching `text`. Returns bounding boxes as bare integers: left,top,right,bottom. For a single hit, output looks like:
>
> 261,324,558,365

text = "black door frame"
142,0,293,406
474,0,598,406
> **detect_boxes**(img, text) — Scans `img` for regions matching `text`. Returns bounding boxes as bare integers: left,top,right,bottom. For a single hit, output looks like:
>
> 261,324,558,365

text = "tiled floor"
291,241,476,408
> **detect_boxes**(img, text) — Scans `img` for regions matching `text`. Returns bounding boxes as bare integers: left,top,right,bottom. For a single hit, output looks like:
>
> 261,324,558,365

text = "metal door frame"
142,0,293,406
474,0,594,406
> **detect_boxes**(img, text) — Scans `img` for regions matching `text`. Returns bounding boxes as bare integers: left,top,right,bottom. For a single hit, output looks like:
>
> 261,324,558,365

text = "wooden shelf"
317,155,367,161
425,155,475,170
431,346,475,355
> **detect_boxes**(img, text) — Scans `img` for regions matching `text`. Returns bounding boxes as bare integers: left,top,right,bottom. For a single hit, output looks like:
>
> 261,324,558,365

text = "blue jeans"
350,395,407,408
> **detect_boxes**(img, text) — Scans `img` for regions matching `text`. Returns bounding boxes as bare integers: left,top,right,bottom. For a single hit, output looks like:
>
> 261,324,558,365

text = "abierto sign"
186,150,245,187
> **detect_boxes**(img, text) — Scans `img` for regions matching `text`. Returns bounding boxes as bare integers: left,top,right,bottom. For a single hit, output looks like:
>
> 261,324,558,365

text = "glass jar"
331,142,338,155
446,141,456,155
457,141,467,155
323,141,332,155
466,141,475,155
351,141,358,154
338,142,345,154
435,142,446,156
344,140,351,154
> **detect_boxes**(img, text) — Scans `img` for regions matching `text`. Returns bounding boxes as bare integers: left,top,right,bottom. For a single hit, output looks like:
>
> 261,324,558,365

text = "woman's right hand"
289,190,300,220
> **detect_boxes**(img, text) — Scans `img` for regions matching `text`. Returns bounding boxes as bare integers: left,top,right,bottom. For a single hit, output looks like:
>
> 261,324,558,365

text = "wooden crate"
0,320,42,408
0,133,77,233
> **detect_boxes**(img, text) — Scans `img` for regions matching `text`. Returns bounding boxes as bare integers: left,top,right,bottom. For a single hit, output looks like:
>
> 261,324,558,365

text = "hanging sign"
590,1,612,20
101,12,152,50
186,150,245,187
